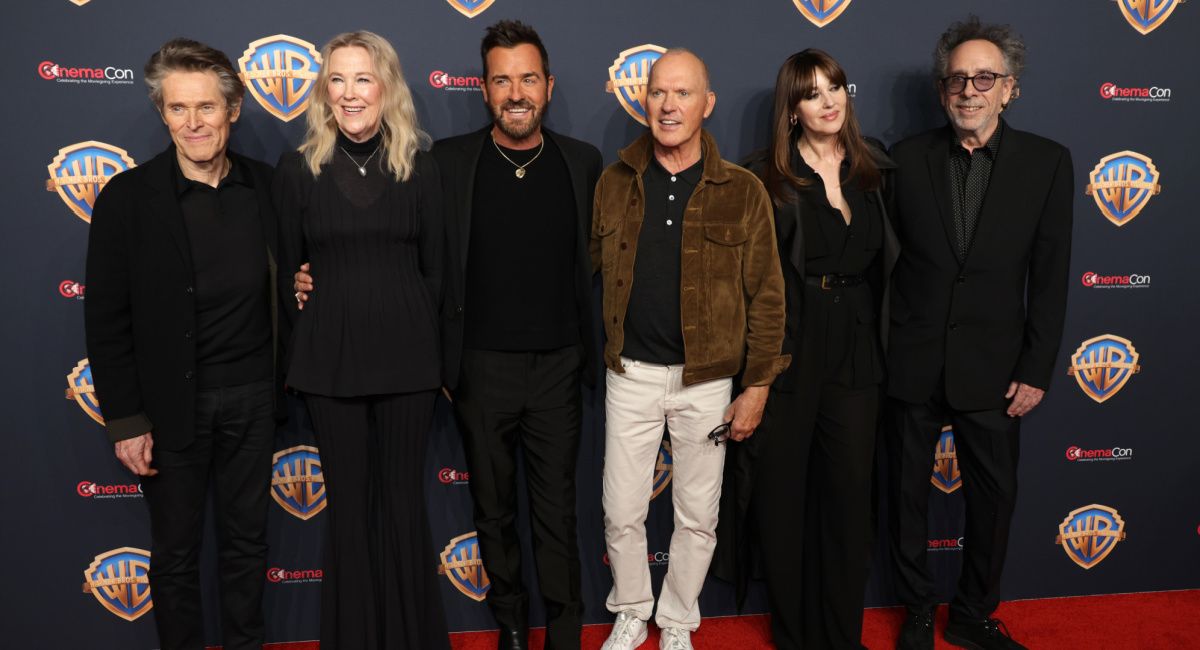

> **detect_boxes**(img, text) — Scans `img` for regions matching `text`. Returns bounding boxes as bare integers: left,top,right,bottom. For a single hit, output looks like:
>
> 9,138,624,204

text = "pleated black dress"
274,130,449,650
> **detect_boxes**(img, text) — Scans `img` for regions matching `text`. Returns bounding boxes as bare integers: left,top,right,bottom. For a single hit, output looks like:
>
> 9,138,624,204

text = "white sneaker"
659,626,694,650
601,610,648,650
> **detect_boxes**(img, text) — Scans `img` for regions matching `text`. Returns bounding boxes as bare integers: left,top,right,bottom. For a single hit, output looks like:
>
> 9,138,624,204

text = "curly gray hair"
933,15,1026,81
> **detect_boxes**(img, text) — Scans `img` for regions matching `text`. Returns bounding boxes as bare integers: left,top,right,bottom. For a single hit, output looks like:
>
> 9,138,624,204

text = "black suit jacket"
85,145,284,450
433,126,603,389
887,121,1073,410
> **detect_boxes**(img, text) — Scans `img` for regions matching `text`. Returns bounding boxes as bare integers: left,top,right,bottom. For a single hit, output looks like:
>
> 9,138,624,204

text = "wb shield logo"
438,532,490,601
45,141,135,223
931,426,961,494
652,440,674,500
606,45,667,126
82,547,152,621
66,358,104,425
793,0,854,27
1056,504,1127,569
1085,151,1162,227
239,35,322,122
1068,335,1141,403
271,445,326,520
446,0,495,18
1116,0,1182,34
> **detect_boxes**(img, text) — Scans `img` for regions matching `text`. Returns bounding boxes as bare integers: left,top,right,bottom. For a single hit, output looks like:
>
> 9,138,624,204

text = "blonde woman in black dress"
273,31,447,650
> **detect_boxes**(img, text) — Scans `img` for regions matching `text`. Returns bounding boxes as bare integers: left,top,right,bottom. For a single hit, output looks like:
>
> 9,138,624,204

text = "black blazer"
433,126,603,389
84,145,284,450
887,121,1073,410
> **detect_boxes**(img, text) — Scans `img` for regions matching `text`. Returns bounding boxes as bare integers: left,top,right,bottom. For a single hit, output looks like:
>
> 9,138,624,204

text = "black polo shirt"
621,156,703,365
175,155,272,389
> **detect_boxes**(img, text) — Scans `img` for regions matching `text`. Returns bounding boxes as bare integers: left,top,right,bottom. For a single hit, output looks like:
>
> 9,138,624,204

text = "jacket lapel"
459,127,489,275
964,124,1021,266
546,129,591,266
925,131,959,262
142,147,193,270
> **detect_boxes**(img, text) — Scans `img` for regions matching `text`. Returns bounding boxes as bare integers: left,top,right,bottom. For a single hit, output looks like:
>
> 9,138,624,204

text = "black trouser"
754,382,878,650
887,390,1020,622
142,379,274,650
453,346,583,650
305,390,449,650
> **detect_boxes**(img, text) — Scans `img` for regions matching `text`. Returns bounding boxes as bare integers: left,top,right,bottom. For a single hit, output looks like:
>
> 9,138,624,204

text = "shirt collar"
952,119,1004,158
648,154,703,186
172,149,250,196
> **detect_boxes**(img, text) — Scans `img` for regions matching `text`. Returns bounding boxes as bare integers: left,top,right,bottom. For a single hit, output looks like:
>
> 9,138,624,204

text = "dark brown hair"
480,20,550,80
144,37,244,113
763,49,880,205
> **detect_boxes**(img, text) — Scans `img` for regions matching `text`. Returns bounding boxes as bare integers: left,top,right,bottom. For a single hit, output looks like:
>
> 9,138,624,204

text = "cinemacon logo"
38,60,134,84
429,70,483,91
1100,82,1171,101
266,567,323,583
1066,446,1133,462
602,551,669,566
77,480,142,498
60,280,86,299
928,537,964,552
1081,272,1150,289
438,467,470,484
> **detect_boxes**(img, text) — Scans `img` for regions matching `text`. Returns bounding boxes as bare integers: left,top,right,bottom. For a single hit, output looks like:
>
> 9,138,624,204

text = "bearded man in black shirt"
295,20,601,650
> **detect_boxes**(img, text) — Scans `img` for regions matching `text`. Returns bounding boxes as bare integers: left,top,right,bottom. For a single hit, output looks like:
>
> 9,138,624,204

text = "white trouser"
602,358,731,631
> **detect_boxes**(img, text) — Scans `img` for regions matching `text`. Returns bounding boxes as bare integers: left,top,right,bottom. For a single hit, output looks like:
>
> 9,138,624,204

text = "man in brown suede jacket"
590,49,788,650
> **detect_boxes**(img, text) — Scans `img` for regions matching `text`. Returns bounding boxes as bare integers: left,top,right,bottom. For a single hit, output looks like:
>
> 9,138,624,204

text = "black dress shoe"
944,617,1027,650
896,609,934,650
496,625,528,650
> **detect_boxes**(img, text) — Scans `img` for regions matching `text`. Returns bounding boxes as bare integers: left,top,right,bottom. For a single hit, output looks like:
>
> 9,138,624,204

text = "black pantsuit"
143,379,274,650
453,346,583,649
305,391,448,650
887,390,1020,621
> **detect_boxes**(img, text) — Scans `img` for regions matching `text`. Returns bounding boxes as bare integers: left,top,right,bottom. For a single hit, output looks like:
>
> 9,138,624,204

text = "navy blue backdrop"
5,0,1198,647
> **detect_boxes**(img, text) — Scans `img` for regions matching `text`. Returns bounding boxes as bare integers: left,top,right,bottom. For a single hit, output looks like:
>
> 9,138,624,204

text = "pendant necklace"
493,136,544,179
339,142,382,177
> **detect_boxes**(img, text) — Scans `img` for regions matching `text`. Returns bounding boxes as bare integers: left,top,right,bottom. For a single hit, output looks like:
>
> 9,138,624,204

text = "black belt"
805,273,865,290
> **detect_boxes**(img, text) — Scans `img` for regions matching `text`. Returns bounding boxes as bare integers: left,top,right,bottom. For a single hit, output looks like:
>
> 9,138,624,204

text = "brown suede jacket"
590,130,790,387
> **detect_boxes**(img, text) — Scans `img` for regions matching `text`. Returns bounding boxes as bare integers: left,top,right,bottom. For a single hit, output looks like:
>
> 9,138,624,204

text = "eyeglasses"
940,72,1010,94
707,422,732,446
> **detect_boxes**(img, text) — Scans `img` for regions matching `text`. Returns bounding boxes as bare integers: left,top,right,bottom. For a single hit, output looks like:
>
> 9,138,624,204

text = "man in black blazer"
886,17,1073,650
294,20,601,650
85,39,282,650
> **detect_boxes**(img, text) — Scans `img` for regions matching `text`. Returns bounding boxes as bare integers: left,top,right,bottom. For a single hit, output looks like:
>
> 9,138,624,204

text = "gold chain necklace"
492,136,544,179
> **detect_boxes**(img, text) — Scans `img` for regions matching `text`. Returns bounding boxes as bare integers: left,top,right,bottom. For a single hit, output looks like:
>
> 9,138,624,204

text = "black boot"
896,607,934,650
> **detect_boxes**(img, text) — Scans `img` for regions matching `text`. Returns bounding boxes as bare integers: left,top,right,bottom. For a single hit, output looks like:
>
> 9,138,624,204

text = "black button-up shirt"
621,155,703,365
949,120,1003,259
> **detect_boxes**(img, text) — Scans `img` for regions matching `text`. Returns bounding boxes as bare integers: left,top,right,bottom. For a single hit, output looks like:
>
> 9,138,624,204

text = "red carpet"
249,589,1199,649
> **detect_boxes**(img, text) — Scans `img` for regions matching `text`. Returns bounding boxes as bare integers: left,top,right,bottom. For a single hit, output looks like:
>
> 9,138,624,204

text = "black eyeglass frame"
939,72,1011,94
707,422,732,446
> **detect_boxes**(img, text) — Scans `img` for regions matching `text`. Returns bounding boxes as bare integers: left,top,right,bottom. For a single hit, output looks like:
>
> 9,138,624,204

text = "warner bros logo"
1067,334,1142,403
930,425,962,494
45,141,135,223
606,44,667,126
66,358,104,425
1056,504,1127,569
1115,0,1183,35
793,0,854,27
438,532,490,601
1085,151,1162,227
445,0,495,18
238,35,322,122
270,445,327,520
82,547,152,621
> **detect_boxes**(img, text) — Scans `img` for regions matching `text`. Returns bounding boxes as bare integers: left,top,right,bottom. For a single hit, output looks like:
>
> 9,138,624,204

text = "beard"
490,99,546,141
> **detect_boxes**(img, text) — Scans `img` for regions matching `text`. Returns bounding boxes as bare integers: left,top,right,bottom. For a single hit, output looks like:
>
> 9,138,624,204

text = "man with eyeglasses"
885,16,1073,650
591,49,787,650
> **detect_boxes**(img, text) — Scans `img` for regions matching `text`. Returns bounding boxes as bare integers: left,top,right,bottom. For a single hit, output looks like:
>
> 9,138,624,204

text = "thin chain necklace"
492,135,544,179
339,142,382,177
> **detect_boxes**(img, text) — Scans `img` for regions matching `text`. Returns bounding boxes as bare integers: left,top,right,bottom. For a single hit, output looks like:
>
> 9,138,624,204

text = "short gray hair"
933,16,1026,81
144,38,244,113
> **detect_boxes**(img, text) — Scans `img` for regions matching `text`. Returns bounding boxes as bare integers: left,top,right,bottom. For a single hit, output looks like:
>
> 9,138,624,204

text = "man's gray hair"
144,38,245,113
933,15,1026,81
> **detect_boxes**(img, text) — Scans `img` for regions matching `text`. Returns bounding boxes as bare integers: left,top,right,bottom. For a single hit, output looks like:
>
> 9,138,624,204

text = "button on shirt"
621,156,703,365
949,120,1002,260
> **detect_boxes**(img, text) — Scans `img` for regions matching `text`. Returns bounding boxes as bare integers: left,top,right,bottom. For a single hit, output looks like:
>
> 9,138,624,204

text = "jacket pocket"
703,223,747,278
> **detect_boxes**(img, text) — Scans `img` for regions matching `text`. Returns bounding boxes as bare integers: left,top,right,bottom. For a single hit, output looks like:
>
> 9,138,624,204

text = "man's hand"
294,263,313,310
114,432,158,476
1005,381,1045,417
723,385,769,441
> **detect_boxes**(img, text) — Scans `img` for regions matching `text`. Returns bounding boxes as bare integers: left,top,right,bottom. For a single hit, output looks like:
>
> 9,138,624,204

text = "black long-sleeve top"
274,132,443,397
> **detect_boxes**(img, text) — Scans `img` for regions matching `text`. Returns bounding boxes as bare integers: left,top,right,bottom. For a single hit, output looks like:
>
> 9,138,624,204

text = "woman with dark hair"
729,48,898,649
273,30,448,649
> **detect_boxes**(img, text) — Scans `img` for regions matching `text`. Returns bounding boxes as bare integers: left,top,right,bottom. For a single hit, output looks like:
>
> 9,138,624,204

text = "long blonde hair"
299,31,429,181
